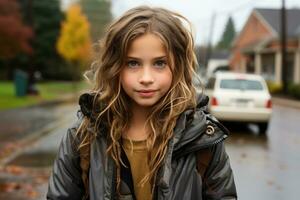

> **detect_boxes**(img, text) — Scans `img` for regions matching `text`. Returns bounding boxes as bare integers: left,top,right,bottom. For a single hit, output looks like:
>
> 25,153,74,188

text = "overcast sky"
62,0,300,45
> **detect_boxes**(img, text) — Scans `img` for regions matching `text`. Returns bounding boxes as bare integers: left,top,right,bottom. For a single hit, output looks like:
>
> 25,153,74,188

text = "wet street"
1,104,299,199
225,104,300,200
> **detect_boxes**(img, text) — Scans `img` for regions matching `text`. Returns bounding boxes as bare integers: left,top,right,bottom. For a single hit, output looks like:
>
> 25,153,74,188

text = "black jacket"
47,94,237,200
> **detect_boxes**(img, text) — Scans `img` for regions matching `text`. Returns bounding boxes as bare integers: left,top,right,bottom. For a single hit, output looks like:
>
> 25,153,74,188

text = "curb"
0,116,71,167
272,96,300,109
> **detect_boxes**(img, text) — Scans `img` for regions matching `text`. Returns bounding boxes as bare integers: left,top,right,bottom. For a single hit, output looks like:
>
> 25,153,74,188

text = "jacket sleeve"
47,120,85,200
202,142,237,200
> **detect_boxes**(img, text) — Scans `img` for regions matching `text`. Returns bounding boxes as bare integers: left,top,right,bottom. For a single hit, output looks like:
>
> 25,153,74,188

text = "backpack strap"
196,148,213,178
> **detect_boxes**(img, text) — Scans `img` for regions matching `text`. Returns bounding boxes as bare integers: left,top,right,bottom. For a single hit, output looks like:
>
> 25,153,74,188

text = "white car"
205,72,272,133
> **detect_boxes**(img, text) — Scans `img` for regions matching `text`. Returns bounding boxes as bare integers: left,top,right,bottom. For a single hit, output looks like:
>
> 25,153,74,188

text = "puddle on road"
8,152,57,168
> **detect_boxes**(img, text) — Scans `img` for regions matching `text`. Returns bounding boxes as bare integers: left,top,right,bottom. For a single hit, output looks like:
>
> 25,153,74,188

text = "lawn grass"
0,81,89,110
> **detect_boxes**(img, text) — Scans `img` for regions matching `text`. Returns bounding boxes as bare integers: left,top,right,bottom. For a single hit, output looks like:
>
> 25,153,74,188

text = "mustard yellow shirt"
122,138,152,200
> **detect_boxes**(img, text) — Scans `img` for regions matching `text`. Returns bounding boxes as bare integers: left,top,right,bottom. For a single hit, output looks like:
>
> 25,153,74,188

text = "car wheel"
258,122,268,134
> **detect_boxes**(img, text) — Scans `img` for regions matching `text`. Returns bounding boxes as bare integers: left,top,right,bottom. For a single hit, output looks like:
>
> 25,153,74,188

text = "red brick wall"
230,12,274,70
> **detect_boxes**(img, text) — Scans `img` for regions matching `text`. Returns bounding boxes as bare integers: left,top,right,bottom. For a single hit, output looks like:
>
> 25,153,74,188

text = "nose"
139,66,154,85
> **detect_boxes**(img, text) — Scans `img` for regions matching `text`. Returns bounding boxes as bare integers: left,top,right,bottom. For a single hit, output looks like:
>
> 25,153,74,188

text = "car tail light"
211,97,218,106
266,99,272,108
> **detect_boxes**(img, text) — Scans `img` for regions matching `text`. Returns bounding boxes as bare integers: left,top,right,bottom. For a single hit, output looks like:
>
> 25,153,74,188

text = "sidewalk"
272,96,300,109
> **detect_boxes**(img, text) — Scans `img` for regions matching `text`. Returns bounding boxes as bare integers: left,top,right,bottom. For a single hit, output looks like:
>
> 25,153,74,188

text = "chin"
135,99,159,107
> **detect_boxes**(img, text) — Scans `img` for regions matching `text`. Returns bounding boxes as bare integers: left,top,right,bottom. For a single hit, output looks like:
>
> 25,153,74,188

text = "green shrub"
288,83,300,99
266,81,282,94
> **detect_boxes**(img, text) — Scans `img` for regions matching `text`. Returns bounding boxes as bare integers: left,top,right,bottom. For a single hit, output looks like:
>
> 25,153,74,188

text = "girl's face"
120,33,173,109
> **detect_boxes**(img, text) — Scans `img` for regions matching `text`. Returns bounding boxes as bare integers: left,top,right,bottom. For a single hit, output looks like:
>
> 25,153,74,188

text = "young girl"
47,6,237,200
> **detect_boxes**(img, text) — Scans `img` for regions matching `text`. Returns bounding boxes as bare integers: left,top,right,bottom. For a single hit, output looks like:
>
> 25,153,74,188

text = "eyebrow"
126,56,167,61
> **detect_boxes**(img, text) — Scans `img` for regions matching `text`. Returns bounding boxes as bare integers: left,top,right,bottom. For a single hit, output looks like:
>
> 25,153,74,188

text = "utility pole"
281,0,288,93
205,13,216,68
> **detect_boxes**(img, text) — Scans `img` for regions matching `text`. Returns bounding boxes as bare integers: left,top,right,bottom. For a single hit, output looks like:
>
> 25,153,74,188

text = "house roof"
255,8,300,37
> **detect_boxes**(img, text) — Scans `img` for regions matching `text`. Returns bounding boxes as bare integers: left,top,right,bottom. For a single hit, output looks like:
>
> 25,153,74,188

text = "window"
220,79,263,90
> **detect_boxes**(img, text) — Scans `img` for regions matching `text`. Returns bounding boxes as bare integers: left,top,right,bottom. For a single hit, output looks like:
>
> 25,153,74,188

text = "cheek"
120,70,133,89
161,70,173,91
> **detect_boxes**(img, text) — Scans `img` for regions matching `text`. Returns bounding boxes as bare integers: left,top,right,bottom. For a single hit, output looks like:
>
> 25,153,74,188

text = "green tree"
216,16,236,50
80,0,112,42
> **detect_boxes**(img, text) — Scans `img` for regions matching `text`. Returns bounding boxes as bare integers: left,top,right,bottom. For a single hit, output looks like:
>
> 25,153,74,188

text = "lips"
136,89,157,97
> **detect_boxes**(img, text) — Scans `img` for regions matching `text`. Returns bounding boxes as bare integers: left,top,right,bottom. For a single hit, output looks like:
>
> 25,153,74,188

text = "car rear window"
219,79,264,90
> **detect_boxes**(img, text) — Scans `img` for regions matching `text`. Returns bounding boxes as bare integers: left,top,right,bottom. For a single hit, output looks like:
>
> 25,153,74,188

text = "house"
230,8,300,84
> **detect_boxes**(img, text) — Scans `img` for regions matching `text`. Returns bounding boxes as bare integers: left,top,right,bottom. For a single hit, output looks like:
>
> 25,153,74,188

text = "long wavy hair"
77,5,199,193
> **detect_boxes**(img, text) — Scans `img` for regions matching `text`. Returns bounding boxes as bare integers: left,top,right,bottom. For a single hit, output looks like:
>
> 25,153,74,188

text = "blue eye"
154,60,167,68
127,60,140,68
